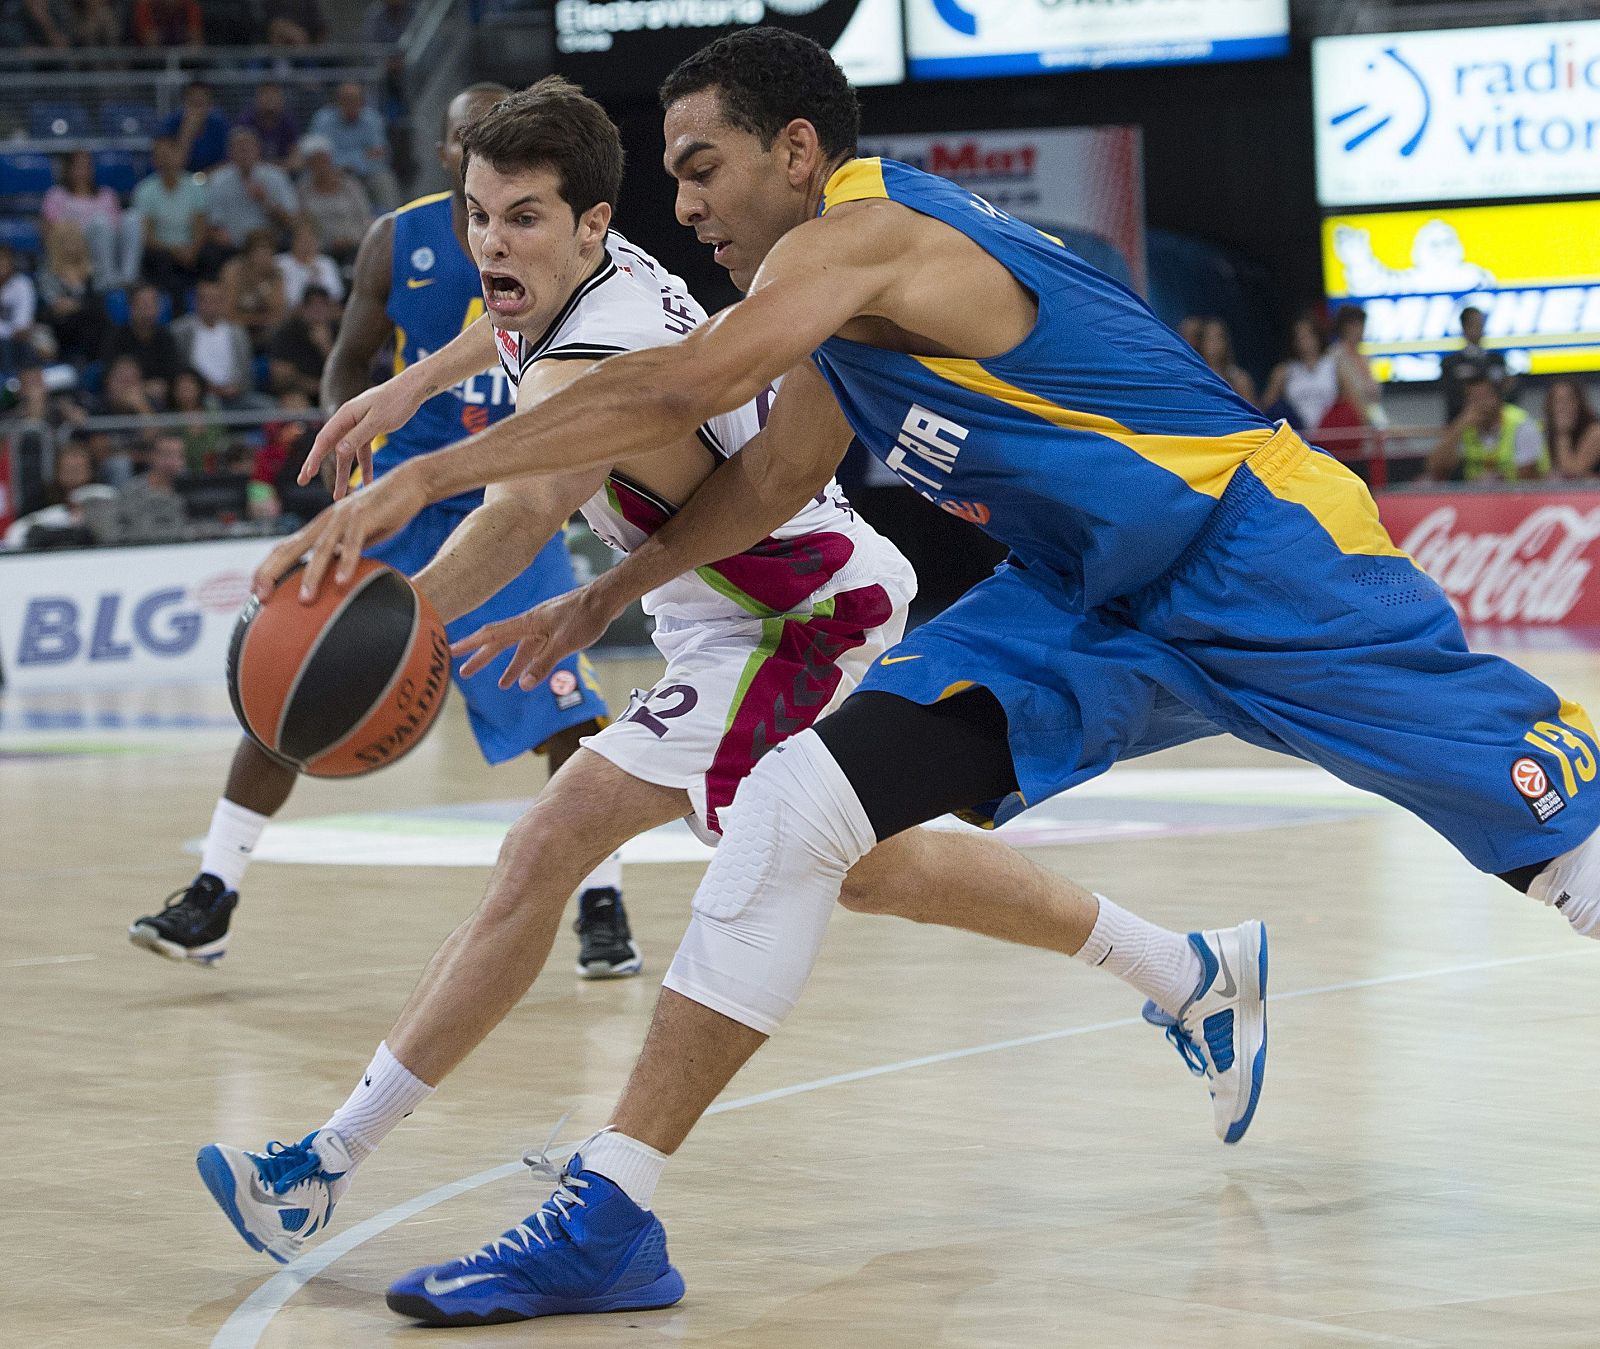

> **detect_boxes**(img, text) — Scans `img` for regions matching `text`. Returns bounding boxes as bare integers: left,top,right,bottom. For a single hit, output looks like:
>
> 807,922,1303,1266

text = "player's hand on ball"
253,467,429,603
301,377,423,499
453,586,612,691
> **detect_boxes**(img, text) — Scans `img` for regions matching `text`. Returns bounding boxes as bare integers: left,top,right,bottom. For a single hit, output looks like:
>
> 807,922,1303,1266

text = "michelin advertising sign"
1314,21,1600,208
1323,200,1600,382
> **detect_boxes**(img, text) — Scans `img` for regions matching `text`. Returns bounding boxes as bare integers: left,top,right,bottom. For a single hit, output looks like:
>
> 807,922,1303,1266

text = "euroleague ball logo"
1512,756,1549,799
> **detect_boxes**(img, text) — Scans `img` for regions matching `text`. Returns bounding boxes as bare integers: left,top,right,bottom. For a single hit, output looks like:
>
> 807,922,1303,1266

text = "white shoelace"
464,1116,612,1264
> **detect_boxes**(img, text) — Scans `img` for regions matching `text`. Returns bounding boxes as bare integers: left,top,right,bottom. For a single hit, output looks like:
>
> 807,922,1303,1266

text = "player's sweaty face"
664,91,810,294
464,161,588,332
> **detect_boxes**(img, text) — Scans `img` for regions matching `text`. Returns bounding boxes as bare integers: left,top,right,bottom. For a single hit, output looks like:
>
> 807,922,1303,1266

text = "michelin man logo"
1333,219,1495,297
1327,46,1432,158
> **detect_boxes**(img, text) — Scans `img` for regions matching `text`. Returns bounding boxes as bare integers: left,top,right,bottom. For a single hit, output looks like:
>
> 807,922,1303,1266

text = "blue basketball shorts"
365,503,608,764
857,425,1600,875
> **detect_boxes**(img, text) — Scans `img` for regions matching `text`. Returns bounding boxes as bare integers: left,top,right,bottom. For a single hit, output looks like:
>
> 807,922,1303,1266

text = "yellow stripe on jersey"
394,190,452,216
822,158,887,212
1246,426,1407,560
912,355,1266,500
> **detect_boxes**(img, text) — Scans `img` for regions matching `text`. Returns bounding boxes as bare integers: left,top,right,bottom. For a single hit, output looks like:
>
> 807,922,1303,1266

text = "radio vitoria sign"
1313,20,1600,208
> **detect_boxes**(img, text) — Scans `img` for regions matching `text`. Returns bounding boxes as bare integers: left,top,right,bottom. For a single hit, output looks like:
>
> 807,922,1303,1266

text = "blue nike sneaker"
385,1132,685,1327
1142,920,1268,1145
196,1128,352,1264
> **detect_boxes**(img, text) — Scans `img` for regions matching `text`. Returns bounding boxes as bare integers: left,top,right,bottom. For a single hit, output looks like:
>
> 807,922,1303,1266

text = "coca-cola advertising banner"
1378,488,1600,627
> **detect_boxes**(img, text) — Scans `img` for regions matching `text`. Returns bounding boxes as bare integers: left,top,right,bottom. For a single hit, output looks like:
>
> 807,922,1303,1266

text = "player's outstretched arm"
252,208,897,600
454,361,855,689
410,361,608,623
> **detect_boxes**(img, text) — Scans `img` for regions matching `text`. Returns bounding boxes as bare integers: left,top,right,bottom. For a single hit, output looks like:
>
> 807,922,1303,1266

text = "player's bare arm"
409,359,607,623
250,209,900,600
455,359,855,689
314,213,397,494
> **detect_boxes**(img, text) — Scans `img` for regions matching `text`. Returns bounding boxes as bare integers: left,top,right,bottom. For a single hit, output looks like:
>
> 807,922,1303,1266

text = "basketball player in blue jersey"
256,30,1600,1323
130,84,638,981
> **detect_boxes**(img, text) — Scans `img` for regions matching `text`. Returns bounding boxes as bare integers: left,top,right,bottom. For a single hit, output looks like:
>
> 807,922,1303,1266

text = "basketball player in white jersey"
200,81,1223,1306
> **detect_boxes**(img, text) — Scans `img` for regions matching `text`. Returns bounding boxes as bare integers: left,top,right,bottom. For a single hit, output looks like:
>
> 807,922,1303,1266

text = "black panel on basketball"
278,570,418,763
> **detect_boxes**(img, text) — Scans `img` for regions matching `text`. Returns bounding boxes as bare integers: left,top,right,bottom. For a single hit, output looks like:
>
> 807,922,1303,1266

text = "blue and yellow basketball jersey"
378,192,516,508
811,158,1278,611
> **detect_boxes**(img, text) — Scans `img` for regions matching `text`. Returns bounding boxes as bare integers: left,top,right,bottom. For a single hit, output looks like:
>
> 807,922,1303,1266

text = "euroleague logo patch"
549,668,583,710
1512,756,1566,823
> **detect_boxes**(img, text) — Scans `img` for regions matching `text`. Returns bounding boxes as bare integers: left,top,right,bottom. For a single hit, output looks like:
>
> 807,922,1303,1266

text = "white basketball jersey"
495,231,909,623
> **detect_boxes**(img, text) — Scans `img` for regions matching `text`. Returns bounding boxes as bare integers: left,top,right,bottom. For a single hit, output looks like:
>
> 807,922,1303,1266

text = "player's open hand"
452,585,613,691
301,376,424,499
252,467,429,603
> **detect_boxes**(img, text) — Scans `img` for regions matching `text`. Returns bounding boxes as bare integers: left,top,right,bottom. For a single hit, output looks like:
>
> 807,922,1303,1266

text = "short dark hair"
457,76,623,218
440,81,511,140
659,27,859,161
1334,304,1366,335
1460,305,1484,323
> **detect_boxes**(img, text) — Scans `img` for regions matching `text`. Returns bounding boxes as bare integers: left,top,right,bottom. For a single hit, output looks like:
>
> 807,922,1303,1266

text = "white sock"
199,798,269,892
578,851,623,895
580,1130,666,1208
323,1042,436,1165
1075,894,1202,1016
1529,828,1600,937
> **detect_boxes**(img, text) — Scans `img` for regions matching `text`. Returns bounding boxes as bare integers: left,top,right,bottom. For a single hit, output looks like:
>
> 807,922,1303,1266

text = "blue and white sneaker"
385,1130,684,1327
1142,921,1268,1145
196,1128,352,1264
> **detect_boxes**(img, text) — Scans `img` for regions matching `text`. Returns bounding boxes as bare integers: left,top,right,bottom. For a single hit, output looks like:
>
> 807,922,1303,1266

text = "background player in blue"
258,31,1600,1322
130,85,636,979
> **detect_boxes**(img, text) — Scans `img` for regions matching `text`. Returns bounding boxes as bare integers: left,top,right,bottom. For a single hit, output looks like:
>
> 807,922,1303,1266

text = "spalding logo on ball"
228,559,451,778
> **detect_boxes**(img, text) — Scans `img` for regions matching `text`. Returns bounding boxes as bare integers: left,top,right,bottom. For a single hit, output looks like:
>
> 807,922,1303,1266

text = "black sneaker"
128,873,238,966
574,887,641,980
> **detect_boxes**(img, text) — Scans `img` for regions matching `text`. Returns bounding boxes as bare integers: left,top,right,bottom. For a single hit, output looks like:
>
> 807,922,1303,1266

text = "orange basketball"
227,558,451,778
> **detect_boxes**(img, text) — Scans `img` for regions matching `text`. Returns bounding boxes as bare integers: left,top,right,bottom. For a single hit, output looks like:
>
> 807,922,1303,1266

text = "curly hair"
659,27,859,161
458,76,623,218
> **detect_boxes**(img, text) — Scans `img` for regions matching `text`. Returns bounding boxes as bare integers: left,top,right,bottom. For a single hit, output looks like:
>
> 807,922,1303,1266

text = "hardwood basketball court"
7,641,1600,1347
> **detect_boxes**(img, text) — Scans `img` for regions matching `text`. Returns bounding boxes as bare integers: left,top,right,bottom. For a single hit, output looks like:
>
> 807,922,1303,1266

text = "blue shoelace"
256,1138,326,1196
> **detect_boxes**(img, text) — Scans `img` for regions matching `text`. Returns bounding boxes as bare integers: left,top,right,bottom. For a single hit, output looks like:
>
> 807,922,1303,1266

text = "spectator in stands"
41,150,141,290
309,81,400,213
263,0,325,45
362,0,412,43
276,217,341,307
1439,305,1508,424
1330,304,1384,427
100,282,183,402
116,432,190,544
0,244,41,373
267,282,334,398
1195,316,1256,405
131,0,201,46
172,278,258,408
238,81,302,167
2,364,61,516
206,127,298,250
1,0,71,48
1260,314,1337,434
221,229,288,351
36,221,106,364
1545,378,1600,481
2,439,115,550
253,388,332,523
133,136,208,301
1425,373,1547,483
1176,315,1203,350
169,366,227,471
161,81,230,173
97,353,162,418
295,134,371,264
70,0,121,46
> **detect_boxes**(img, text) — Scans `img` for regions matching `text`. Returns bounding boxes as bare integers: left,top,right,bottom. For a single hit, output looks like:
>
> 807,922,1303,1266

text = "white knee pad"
664,730,876,1034
1529,828,1600,938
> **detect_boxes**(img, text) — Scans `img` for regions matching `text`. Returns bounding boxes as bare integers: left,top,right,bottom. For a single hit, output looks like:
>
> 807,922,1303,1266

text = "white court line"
211,944,1599,1349
5,953,96,967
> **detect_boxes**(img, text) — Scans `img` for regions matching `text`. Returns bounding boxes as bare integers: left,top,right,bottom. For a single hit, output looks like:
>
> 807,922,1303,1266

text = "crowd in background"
0,0,419,550
1179,305,1600,486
